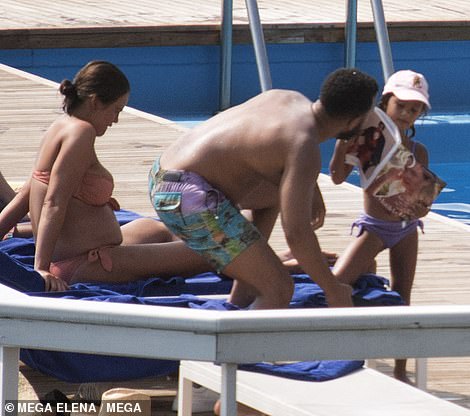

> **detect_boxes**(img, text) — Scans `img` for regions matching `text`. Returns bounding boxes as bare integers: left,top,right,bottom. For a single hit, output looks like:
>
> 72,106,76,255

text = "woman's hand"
37,270,69,292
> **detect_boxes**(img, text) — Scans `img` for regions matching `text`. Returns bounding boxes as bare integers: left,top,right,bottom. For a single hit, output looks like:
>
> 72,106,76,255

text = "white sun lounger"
2,283,470,416
178,360,470,416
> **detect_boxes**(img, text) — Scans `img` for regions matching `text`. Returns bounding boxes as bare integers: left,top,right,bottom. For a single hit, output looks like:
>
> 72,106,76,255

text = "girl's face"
386,95,425,133
94,93,129,136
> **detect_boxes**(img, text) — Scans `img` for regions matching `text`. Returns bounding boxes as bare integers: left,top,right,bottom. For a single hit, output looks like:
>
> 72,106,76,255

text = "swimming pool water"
429,162,470,225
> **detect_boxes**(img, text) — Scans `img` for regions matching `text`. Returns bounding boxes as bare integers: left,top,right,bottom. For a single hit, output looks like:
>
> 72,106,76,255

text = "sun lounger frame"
178,360,470,416
1,283,470,416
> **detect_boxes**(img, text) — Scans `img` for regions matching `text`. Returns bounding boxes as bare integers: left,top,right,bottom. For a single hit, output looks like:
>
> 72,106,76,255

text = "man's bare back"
161,89,316,209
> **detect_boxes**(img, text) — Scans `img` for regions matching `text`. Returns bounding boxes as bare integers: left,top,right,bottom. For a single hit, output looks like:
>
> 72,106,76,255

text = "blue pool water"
425,163,470,225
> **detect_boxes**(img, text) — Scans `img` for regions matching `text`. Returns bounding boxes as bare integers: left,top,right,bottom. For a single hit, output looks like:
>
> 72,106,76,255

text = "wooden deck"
1,0,470,49
1,57,470,413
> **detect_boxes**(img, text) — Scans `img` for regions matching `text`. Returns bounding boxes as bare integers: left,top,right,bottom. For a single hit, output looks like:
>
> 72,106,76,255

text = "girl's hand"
37,270,69,292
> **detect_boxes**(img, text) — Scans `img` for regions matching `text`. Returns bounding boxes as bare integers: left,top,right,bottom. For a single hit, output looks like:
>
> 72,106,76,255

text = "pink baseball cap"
382,70,431,109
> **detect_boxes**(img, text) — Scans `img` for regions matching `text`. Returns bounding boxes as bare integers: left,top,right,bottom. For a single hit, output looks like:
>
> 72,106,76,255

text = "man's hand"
311,182,326,230
325,282,353,307
37,270,69,292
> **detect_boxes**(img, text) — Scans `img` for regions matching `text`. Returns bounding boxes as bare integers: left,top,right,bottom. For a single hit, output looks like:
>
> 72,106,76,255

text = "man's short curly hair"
320,68,378,119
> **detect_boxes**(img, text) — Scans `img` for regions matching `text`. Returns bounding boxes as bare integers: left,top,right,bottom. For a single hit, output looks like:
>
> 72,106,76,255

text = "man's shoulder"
250,89,308,105
261,88,308,100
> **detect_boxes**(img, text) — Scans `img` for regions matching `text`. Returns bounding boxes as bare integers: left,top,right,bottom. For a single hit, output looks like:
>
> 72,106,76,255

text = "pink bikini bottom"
49,246,114,284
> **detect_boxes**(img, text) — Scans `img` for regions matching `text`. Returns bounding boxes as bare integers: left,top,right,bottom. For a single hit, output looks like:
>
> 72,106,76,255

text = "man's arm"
280,144,353,307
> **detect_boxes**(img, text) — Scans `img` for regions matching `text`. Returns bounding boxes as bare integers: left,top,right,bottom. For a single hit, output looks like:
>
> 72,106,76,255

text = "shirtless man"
149,68,378,309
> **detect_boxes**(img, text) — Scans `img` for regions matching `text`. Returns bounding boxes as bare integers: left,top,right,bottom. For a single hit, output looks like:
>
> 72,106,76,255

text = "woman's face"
94,93,129,136
386,95,425,132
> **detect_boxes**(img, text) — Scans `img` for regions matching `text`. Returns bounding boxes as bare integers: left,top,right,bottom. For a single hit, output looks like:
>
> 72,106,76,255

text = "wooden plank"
1,0,470,49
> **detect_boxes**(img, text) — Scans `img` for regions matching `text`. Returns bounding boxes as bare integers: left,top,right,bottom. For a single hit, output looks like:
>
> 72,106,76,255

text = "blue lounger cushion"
0,210,403,383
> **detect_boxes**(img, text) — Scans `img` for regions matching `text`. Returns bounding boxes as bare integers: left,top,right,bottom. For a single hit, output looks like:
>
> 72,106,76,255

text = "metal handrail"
219,0,233,111
345,0,395,81
219,0,272,111
370,0,394,80
345,0,358,68
245,0,272,92
220,0,394,111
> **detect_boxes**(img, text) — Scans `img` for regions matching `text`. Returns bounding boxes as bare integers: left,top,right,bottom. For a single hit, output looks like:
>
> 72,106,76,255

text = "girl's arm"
329,139,356,184
414,141,429,167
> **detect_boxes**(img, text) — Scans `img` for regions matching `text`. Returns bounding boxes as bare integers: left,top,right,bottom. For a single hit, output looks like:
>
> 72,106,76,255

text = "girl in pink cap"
329,70,431,384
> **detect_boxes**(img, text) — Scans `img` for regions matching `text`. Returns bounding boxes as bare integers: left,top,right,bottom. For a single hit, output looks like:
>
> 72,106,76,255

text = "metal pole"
219,0,233,111
345,0,357,68
370,0,394,81
220,363,237,416
245,0,272,91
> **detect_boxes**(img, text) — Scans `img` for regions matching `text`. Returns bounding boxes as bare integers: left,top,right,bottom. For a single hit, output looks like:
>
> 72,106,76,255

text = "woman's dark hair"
320,68,378,119
59,61,130,115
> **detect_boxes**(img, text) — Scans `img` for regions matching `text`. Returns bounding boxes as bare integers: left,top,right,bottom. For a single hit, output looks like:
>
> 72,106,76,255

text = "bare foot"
394,371,414,385
214,399,265,415
394,359,414,385
279,249,338,273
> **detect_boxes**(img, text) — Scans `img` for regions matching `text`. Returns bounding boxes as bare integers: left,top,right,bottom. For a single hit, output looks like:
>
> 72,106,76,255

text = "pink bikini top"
32,169,114,207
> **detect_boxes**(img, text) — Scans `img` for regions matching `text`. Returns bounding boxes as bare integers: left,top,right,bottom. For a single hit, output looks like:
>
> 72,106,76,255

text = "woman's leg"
71,241,213,284
389,229,419,384
120,217,176,244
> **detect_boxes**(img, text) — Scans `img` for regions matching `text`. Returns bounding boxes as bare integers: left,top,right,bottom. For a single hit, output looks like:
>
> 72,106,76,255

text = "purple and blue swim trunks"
352,213,423,249
148,158,261,272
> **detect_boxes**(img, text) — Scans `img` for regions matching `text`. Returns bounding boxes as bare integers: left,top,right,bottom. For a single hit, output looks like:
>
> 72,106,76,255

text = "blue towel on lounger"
0,210,402,383
239,360,364,382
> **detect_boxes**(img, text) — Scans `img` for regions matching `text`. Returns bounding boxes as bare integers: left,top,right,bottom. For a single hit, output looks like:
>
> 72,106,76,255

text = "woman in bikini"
0,61,211,291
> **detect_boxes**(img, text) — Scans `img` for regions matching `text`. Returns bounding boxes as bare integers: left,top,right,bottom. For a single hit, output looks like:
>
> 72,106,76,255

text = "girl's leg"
389,230,418,305
389,230,418,383
333,230,384,285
